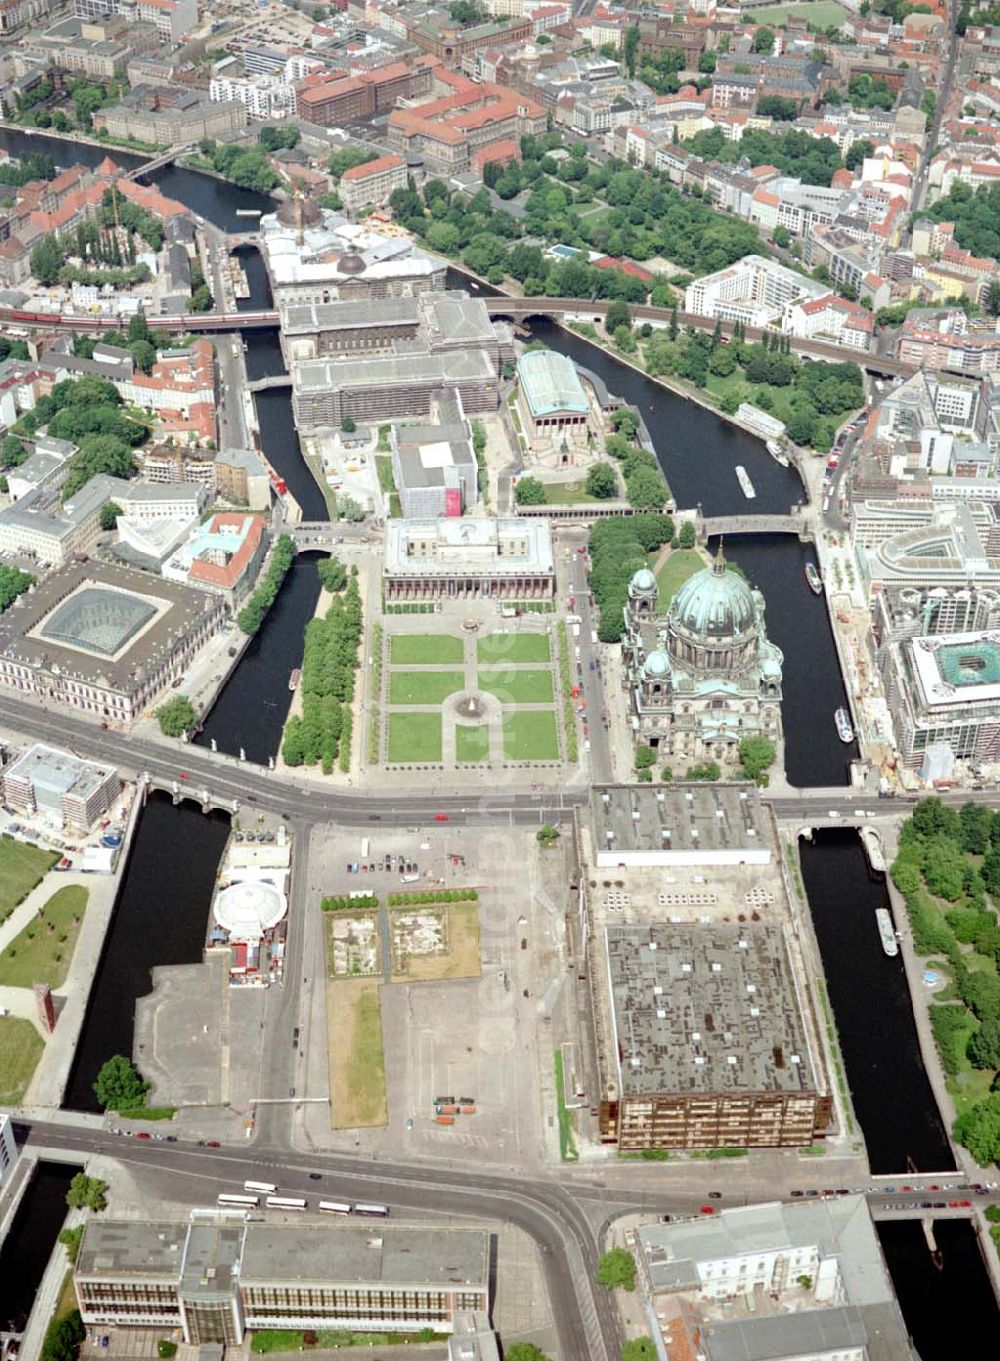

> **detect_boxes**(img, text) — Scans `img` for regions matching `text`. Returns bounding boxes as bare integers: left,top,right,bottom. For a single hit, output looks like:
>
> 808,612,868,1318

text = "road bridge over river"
700,511,814,538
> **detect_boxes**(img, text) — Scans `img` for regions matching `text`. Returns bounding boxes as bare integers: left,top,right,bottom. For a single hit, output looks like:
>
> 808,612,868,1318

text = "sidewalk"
21,792,143,1109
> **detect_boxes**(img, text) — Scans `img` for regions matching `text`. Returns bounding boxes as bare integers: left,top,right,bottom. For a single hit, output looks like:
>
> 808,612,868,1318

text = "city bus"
318,1201,352,1216
245,1180,277,1194
354,1203,389,1218
217,1194,259,1208
266,1196,307,1211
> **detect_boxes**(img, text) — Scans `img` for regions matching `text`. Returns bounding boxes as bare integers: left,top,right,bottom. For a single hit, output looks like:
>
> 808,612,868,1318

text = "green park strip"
0,1015,43,1104
0,836,59,921
655,549,705,607
387,670,465,706
554,1050,578,1162
456,724,491,763
389,633,464,664
478,669,555,704
503,710,560,761
477,632,551,663
387,712,442,763
0,884,88,989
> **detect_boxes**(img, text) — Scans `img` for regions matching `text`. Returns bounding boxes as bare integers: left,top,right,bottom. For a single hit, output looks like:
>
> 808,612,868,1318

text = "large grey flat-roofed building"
75,1218,491,1344
589,783,771,867
601,922,828,1150
292,349,499,430
2,743,120,831
383,516,554,600
0,561,224,726
279,291,508,369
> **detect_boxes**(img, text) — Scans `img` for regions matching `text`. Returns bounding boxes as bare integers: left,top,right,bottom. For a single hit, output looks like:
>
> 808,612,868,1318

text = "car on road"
919,1201,932,1208
790,1190,804,1198
309,1173,321,1180
434,813,449,821
203,1140,221,1148
164,1136,177,1142
958,1199,972,1207
178,772,189,781
708,1191,722,1198
699,1205,715,1215
134,1132,150,1140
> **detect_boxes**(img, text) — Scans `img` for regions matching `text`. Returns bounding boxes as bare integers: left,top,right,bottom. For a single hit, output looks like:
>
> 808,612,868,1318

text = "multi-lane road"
19,1116,997,1361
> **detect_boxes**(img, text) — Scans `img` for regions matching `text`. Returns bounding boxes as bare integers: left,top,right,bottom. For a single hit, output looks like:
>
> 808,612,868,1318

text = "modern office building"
1,743,119,831
74,1218,491,1343
589,784,771,868
635,1199,913,1361
0,561,224,726
860,502,1000,591
596,922,829,1150
882,630,1000,767
684,255,830,329
620,552,783,761
383,516,554,600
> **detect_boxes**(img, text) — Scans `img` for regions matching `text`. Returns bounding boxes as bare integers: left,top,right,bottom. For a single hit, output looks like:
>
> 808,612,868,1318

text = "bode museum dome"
621,544,783,763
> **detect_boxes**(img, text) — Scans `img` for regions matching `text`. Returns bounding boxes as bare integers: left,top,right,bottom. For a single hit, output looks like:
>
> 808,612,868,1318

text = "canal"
3,129,996,1333
799,828,954,1175
0,1160,79,1333
63,795,231,1113
194,552,324,762
878,1219,1000,1358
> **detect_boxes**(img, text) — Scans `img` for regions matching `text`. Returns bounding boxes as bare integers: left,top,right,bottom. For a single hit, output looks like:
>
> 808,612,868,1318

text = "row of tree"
890,798,1000,1165
197,139,280,193
237,535,295,636
282,567,362,774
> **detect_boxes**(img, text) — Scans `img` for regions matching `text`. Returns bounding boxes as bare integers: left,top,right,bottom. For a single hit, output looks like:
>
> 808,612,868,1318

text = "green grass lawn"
477,632,551,663
375,455,396,493
749,0,849,25
542,480,605,505
387,712,442,762
478,669,555,704
654,549,705,606
387,670,464,705
456,724,491,763
0,837,59,921
389,633,464,664
0,884,88,989
0,1015,43,1104
503,710,560,761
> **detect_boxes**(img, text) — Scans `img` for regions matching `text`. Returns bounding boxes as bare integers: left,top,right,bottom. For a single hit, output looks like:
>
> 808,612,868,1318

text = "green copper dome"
670,549,757,642
630,567,657,593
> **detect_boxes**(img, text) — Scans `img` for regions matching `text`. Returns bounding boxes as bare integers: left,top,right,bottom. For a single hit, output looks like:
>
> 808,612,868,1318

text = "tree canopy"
596,1247,637,1291
156,695,196,737
67,1173,108,1212
93,1055,149,1110
927,181,1000,263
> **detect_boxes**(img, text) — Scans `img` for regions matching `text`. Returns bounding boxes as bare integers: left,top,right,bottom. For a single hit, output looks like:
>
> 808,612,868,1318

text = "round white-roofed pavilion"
214,881,287,943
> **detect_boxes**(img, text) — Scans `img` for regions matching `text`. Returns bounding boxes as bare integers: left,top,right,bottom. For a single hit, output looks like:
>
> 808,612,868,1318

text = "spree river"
2,128,996,1346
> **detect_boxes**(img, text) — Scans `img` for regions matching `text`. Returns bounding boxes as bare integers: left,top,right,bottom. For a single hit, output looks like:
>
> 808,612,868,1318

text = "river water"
0,1161,79,1332
2,127,995,1342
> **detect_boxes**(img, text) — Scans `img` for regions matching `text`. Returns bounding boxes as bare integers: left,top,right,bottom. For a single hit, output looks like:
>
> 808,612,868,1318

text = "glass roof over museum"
41,588,158,657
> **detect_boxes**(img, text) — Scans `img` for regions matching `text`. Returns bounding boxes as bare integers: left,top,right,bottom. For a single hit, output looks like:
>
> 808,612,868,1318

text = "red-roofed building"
593,256,655,285
339,153,409,216
173,511,269,606
122,339,218,446
295,57,439,127
387,74,545,173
